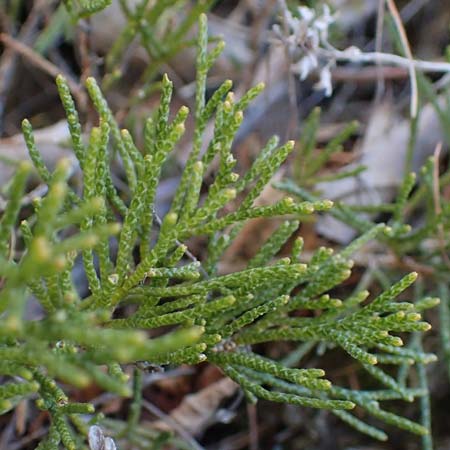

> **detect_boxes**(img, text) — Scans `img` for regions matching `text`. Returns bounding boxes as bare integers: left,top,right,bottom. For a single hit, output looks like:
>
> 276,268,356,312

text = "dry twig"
432,142,450,270
385,0,418,118
0,33,87,109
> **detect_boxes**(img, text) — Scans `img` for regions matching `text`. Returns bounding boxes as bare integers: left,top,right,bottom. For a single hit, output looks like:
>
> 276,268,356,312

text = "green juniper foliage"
63,0,112,19
276,76,450,449
0,13,438,449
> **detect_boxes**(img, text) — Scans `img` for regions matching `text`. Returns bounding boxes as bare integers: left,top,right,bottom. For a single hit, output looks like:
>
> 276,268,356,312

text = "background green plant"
273,17,450,449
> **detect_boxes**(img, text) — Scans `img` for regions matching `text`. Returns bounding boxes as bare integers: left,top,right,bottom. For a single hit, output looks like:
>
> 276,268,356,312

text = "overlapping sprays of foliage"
0,12,438,450
276,83,450,450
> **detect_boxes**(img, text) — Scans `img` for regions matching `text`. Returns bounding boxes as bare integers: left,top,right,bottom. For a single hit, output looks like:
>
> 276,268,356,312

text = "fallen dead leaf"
152,377,238,436
315,101,446,243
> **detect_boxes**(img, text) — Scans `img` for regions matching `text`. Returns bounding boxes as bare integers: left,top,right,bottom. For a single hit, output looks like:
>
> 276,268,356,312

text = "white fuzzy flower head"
298,6,315,22
274,1,337,96
314,65,333,97
314,4,334,41
294,53,318,80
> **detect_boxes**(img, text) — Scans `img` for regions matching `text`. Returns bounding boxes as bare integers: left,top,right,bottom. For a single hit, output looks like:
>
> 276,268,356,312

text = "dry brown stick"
319,47,450,74
432,142,450,270
385,0,417,117
331,66,408,83
241,0,277,92
76,18,95,84
0,32,87,110
0,22,17,133
0,1,45,133
6,427,48,450
374,0,386,101
246,403,259,450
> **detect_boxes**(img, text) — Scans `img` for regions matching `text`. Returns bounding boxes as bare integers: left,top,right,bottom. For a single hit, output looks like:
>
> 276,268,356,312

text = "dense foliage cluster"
0,4,446,449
